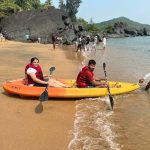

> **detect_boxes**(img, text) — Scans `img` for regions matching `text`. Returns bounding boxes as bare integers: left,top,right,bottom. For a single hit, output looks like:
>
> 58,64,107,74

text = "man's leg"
145,81,150,91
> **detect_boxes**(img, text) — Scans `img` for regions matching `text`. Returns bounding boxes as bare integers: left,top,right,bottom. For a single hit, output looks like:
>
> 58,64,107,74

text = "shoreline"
0,41,78,150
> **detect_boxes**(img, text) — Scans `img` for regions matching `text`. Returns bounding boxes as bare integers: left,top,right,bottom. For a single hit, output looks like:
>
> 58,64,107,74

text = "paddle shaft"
39,67,55,101
44,67,56,90
103,63,114,110
45,72,52,90
103,70,111,94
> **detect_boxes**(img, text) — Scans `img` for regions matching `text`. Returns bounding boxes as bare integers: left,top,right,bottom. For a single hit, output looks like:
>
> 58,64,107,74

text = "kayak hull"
3,79,140,98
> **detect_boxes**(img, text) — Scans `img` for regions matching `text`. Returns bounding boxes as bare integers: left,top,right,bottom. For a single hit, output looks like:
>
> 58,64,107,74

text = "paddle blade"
109,95,114,110
39,90,48,101
49,66,55,74
35,101,43,113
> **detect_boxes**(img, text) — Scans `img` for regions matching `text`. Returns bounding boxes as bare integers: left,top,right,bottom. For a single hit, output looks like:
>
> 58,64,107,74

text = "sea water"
66,36,150,150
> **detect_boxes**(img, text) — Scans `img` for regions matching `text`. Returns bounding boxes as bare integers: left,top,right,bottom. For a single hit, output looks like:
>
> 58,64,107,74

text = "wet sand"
0,41,79,150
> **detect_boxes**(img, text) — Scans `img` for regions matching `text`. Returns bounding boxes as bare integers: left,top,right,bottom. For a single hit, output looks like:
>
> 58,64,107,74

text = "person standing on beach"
76,36,82,52
0,32,5,42
52,34,56,49
139,73,150,91
102,36,107,50
76,59,107,88
25,34,29,41
57,35,63,47
92,35,98,51
38,37,41,43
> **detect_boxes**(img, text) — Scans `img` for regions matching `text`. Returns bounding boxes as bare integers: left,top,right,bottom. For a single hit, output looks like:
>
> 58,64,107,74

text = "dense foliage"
0,0,52,17
77,17,100,32
58,0,82,21
65,0,81,21
0,0,21,17
0,0,82,21
0,0,99,33
58,0,65,10
42,0,52,9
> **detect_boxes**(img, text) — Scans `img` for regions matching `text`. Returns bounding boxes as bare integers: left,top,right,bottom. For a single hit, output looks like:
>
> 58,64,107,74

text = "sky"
40,0,150,25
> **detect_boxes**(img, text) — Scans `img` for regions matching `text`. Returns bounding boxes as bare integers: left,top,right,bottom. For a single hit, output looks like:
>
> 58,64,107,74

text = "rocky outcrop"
105,22,150,38
1,11,150,43
0,7,77,44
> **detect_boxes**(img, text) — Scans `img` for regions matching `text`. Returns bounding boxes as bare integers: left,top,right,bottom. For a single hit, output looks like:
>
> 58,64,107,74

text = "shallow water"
65,36,150,150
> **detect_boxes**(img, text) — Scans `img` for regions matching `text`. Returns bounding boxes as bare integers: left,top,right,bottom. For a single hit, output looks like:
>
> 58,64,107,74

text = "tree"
0,0,47,18
77,17,88,29
76,17,100,32
43,0,52,9
27,0,41,9
14,0,27,10
87,23,100,32
86,17,100,32
0,0,21,17
89,18,94,24
105,25,114,34
66,0,82,22
59,0,65,10
14,0,41,10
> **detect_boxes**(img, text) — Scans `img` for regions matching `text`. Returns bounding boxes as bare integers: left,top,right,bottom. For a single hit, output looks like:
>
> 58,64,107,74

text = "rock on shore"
0,7,76,44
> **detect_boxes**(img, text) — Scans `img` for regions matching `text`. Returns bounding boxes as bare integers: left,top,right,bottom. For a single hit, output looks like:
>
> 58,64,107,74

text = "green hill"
96,17,150,30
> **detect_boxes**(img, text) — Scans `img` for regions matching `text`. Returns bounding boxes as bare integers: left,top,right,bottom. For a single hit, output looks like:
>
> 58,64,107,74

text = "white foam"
68,98,120,150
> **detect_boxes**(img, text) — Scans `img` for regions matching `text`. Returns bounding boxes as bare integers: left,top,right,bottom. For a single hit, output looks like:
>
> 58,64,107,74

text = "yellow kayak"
3,78,140,98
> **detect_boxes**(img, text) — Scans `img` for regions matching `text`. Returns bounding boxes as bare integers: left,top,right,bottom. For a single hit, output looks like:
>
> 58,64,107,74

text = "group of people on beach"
75,35,107,52
25,57,150,91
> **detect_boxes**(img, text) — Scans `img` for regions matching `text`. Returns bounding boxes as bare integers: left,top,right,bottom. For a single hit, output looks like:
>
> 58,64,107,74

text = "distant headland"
96,17,150,38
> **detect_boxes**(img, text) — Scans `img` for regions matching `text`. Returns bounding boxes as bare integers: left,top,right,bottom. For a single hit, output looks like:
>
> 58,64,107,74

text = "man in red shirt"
76,59,107,88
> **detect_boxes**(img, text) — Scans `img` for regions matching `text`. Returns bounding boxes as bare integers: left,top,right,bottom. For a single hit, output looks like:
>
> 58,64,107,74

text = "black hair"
88,59,96,65
30,57,39,63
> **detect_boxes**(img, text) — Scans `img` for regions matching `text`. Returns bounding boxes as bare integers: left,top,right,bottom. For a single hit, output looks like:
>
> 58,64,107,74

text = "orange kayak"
2,78,140,98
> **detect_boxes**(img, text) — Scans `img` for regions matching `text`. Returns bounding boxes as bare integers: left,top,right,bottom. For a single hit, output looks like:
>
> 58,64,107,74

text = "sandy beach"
1,38,150,150
0,41,79,150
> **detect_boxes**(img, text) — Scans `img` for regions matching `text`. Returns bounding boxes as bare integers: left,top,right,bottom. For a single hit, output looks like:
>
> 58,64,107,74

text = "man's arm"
91,79,107,87
94,76,106,81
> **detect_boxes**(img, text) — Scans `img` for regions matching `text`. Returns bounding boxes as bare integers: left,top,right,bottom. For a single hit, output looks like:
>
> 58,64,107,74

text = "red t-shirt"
76,66,94,87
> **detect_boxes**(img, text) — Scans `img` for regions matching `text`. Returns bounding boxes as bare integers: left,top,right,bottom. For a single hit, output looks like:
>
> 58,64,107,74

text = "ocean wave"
68,97,120,150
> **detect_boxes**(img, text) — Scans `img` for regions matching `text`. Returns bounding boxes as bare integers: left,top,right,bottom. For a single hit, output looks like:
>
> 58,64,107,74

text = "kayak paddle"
103,62,114,110
39,66,55,101
35,67,55,113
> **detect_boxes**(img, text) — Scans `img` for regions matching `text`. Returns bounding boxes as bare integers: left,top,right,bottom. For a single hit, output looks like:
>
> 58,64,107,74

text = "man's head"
88,59,96,72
